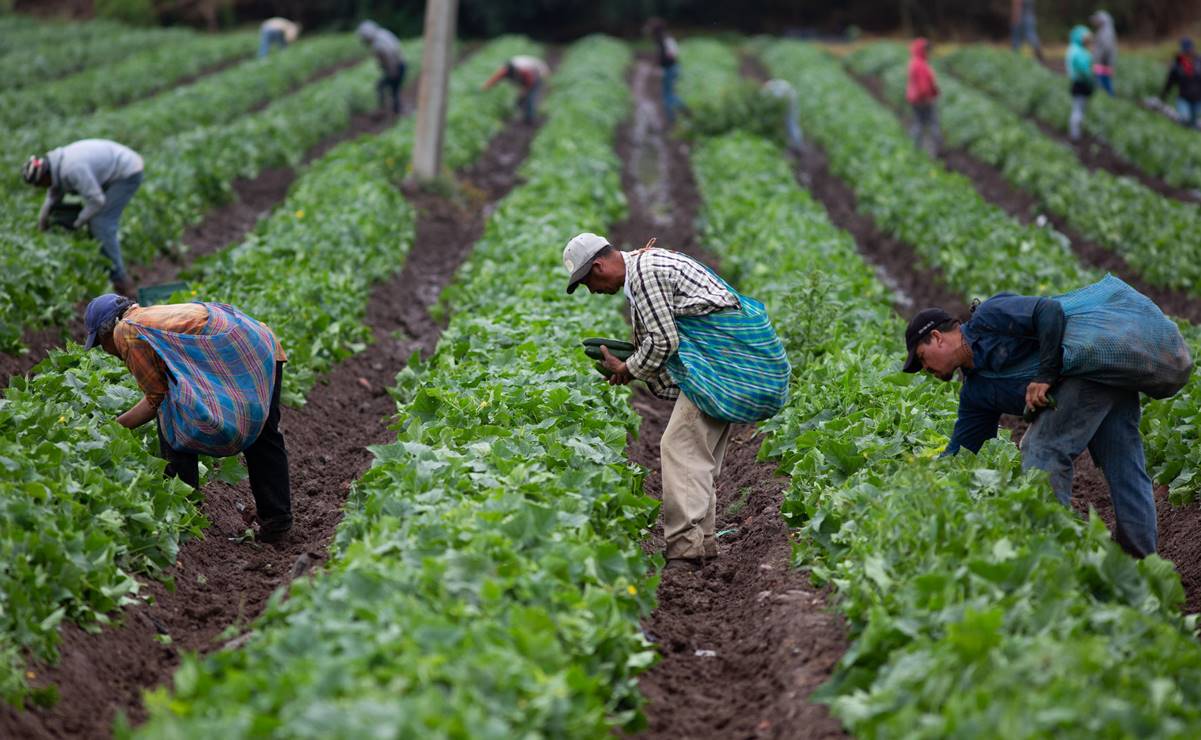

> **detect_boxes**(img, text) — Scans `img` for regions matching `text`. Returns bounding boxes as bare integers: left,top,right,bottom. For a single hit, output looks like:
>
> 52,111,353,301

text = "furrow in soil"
613,53,847,740
0,107,542,740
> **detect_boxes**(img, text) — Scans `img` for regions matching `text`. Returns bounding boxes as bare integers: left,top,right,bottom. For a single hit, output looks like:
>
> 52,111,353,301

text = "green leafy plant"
134,36,659,738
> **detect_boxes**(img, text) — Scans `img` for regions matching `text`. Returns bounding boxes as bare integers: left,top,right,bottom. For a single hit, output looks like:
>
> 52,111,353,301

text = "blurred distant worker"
1089,11,1117,96
1162,38,1201,129
357,20,406,115
647,18,685,125
82,294,293,543
259,17,300,58
22,139,143,294
482,55,550,124
1066,26,1095,141
906,38,942,155
761,79,803,152
1010,0,1045,63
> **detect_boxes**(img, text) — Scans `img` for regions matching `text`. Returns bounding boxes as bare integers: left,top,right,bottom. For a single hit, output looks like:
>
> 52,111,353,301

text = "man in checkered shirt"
564,233,740,573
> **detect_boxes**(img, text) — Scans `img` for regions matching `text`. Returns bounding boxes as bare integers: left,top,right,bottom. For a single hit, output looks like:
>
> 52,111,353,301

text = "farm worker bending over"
82,294,294,543
1010,0,1045,63
482,56,550,124
906,38,942,155
1090,10,1117,96
647,18,685,125
259,17,300,58
564,234,790,572
1066,25,1095,141
902,278,1195,559
762,78,804,152
1162,38,1201,128
357,20,405,115
22,138,143,295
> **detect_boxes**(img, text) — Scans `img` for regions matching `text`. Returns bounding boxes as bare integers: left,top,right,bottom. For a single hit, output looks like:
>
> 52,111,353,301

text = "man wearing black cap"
903,293,1157,557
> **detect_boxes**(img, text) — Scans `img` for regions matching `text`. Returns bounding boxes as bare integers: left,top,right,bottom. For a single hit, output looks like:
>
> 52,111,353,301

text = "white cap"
563,232,610,294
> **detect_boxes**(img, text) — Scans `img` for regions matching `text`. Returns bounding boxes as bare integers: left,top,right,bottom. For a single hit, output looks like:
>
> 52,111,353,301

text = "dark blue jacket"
945,294,1065,455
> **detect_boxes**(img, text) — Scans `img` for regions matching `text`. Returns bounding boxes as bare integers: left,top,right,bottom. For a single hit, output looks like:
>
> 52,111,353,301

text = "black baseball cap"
902,308,953,373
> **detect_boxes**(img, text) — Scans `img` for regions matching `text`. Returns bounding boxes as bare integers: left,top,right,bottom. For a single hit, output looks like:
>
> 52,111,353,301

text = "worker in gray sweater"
356,20,406,115
23,139,144,293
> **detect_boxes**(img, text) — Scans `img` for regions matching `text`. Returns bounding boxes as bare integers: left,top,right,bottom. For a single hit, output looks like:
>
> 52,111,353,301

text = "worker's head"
903,307,963,381
911,38,930,58
645,17,666,40
82,293,136,356
564,232,624,295
1090,11,1112,30
1070,25,1092,47
1182,38,1195,54
356,20,378,43
21,155,51,188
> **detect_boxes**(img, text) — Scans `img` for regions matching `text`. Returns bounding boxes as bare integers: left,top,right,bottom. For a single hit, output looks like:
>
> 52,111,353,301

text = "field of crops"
2,13,1201,738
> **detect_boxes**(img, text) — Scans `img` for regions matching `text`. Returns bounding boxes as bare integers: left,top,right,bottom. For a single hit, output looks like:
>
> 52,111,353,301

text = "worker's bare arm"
599,345,634,386
117,396,157,429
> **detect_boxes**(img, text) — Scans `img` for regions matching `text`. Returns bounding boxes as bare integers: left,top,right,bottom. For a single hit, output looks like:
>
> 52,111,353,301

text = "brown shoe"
664,557,703,573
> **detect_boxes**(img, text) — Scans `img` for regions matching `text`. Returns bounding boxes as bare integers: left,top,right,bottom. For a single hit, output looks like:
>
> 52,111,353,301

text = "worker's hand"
600,345,633,386
1025,381,1053,410
37,215,49,232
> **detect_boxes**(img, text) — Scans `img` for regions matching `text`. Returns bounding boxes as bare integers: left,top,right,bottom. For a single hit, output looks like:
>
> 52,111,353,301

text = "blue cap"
82,293,127,350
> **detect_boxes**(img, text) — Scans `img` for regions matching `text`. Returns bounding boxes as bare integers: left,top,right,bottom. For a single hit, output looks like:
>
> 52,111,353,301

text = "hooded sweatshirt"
1163,41,1201,102
1066,26,1094,84
43,139,143,225
356,20,403,76
1091,11,1116,70
906,38,939,105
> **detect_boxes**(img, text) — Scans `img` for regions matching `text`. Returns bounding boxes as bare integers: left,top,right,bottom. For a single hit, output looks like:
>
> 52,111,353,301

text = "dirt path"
788,64,1201,614
0,66,406,390
0,109,542,740
612,54,846,739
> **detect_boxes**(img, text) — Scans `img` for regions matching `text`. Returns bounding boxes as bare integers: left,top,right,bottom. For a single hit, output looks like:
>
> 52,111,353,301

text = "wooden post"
412,0,458,181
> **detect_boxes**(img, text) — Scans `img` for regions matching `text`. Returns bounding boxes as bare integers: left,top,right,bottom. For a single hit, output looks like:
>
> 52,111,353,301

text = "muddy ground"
0,102,541,740
612,54,847,739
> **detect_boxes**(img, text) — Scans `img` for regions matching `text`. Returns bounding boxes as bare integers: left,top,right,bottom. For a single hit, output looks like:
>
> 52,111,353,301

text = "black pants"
378,62,405,114
159,361,292,530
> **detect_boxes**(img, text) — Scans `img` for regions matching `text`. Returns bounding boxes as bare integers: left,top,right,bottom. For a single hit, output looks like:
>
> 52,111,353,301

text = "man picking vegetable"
22,139,143,295
564,233,790,572
902,278,1194,558
82,293,293,543
356,20,406,115
482,55,550,124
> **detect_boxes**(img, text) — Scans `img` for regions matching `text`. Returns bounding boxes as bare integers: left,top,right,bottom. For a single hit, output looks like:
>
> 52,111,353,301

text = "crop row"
0,37,529,708
852,42,1201,298
133,36,657,738
0,40,373,354
0,31,256,129
944,46,1201,190
684,40,1201,736
2,34,363,197
760,41,1201,505
0,23,189,91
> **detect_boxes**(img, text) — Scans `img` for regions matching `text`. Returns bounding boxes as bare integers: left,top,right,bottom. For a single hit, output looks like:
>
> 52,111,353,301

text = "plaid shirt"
623,249,739,399
114,303,285,409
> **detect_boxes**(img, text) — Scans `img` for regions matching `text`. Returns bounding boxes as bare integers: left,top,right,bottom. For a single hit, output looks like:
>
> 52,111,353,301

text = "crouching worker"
902,277,1194,558
82,294,293,542
564,234,790,572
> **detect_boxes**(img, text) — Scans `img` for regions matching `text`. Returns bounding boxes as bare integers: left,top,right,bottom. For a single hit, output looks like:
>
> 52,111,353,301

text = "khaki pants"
661,394,732,559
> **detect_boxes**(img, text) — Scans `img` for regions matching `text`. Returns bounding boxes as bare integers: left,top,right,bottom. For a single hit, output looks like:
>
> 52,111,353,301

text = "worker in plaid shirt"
564,233,741,573
80,294,293,543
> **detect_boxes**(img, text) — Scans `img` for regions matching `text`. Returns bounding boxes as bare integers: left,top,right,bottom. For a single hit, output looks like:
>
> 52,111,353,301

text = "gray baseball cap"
563,232,610,294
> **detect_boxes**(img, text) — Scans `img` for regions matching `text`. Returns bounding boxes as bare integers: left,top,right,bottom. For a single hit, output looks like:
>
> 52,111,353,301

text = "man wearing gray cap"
564,233,790,573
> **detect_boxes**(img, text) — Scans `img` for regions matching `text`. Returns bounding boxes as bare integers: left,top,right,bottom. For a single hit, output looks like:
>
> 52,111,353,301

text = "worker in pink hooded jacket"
906,38,942,155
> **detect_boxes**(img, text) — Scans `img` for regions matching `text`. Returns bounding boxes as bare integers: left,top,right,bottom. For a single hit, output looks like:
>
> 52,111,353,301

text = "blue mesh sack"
1055,275,1193,399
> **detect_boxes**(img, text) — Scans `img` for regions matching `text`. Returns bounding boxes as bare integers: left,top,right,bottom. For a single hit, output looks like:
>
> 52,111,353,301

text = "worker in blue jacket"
901,294,1156,557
